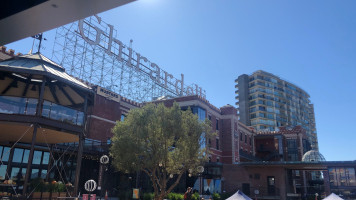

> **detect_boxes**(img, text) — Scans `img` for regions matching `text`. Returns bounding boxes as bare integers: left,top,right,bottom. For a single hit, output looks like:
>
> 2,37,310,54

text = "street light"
99,155,109,199
197,166,204,198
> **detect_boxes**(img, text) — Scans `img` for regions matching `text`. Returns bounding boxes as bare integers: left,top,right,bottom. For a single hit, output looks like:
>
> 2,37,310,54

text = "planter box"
42,192,50,200
59,192,67,197
51,192,59,199
32,192,41,199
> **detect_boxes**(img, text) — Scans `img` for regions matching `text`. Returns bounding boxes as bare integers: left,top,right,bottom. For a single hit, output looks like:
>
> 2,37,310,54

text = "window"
32,151,42,164
208,115,211,120
42,152,50,164
22,150,30,163
121,114,125,121
40,170,47,179
245,135,247,143
258,106,266,111
267,113,274,119
254,173,260,180
216,119,219,130
240,132,243,141
216,138,220,150
10,167,20,180
1,147,10,162
13,148,24,163
0,165,7,180
31,169,39,179
250,100,256,106
250,107,256,113
216,157,220,163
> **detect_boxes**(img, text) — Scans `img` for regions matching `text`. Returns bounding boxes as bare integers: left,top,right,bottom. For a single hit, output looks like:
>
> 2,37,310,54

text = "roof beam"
49,85,60,104
22,75,32,97
58,84,75,106
1,80,17,94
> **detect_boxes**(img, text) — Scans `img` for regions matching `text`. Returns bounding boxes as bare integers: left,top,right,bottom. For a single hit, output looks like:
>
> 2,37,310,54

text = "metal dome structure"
302,150,326,162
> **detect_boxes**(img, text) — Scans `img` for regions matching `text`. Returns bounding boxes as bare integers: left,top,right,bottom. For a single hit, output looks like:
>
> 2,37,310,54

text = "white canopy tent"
323,193,344,200
226,190,252,200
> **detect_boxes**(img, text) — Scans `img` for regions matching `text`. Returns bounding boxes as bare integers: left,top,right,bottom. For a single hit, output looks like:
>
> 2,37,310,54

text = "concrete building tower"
235,70,318,149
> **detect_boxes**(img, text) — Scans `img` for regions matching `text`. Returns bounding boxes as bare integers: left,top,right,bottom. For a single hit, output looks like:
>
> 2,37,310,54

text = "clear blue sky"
5,0,356,161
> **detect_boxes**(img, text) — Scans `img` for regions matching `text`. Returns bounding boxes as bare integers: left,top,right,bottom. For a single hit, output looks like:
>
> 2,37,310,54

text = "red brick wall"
87,95,123,141
222,164,287,200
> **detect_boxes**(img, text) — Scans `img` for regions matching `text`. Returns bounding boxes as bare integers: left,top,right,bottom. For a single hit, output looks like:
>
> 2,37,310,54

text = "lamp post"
85,179,97,200
221,177,225,194
99,155,109,199
197,166,204,198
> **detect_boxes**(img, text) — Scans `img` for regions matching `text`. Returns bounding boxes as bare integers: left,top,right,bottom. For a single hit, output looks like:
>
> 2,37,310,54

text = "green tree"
110,103,214,200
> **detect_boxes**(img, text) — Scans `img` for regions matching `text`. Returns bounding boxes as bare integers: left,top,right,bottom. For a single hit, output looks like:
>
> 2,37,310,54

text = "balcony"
0,96,84,126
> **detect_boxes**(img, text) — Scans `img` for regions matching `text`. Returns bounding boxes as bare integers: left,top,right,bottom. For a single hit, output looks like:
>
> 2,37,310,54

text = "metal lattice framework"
51,15,206,102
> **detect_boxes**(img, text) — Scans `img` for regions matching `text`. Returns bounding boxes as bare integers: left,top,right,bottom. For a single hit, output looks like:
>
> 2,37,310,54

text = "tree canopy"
110,103,214,200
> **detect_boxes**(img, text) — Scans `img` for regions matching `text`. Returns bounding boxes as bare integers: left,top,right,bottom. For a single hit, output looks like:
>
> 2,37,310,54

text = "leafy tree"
110,103,214,200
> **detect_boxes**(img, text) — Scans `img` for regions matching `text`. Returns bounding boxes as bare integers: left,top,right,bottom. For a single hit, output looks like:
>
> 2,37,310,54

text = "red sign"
83,194,89,200
90,194,96,200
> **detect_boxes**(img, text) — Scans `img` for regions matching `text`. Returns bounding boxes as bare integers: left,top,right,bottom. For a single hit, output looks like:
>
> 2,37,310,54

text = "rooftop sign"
77,15,206,99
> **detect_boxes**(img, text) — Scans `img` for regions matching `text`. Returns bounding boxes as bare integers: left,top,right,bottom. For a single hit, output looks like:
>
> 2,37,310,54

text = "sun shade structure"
323,193,344,200
302,150,326,162
0,53,93,195
226,190,252,200
0,53,93,144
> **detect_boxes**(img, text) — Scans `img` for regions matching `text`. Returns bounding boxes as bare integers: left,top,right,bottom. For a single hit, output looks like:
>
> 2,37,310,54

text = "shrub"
30,178,45,192
166,193,184,200
143,193,154,200
191,192,200,200
212,193,221,200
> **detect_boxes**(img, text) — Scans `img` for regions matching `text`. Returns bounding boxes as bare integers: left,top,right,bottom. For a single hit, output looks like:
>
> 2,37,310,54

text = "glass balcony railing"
0,96,84,126
42,100,84,126
0,96,38,115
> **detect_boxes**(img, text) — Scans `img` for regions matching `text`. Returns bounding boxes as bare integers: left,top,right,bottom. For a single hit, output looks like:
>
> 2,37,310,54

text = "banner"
132,188,140,199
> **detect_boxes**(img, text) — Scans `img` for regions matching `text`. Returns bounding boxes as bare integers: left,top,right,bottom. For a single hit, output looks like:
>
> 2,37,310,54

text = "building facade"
235,70,318,149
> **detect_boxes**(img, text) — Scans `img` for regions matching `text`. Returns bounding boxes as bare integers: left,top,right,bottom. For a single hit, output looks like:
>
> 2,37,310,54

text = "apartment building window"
267,113,274,119
216,119,219,130
216,157,220,163
216,138,220,150
258,106,266,111
250,100,256,106
250,107,256,113
249,137,252,145
245,135,247,143
240,132,243,141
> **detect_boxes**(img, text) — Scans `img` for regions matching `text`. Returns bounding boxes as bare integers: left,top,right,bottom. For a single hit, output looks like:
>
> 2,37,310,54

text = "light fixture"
12,73,27,80
31,79,42,82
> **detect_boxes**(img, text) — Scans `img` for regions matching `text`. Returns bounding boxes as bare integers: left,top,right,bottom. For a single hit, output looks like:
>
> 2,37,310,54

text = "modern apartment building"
235,70,318,149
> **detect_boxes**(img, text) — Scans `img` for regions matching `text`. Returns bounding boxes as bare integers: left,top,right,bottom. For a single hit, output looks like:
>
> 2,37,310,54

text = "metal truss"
51,17,188,103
